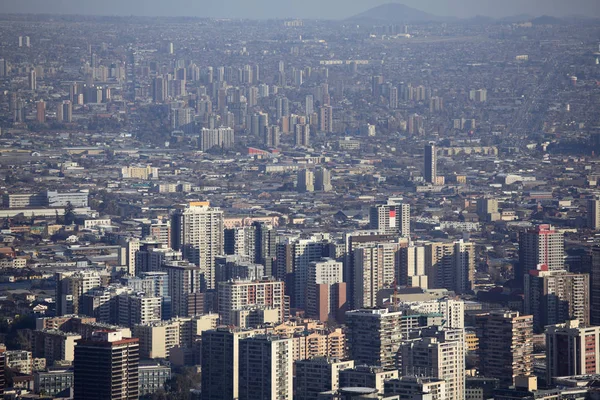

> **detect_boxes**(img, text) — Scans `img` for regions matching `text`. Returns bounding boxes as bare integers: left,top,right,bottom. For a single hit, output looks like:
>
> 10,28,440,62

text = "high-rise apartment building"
400,327,465,400
55,271,102,316
305,95,314,116
238,335,293,400
57,100,72,123
477,197,500,222
524,266,589,332
306,258,347,323
29,69,37,91
353,242,403,308
297,169,315,193
132,320,181,359
588,198,600,230
425,240,475,294
199,127,235,151
119,237,140,277
152,76,168,103
470,89,487,102
475,311,533,387
345,308,404,370
397,245,429,289
294,123,310,147
74,331,139,400
424,142,437,183
369,202,411,237
319,105,333,133
295,358,355,400
0,345,5,397
389,86,399,108
36,100,46,123
592,246,600,326
218,278,286,327
201,327,258,400
276,234,329,309
253,222,278,277
398,298,465,329
161,261,204,317
135,242,181,275
517,224,564,285
546,320,600,383
171,202,224,290
315,168,333,191
344,231,400,309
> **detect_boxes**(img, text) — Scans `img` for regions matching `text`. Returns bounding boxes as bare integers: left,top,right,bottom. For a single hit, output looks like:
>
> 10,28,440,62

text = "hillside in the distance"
346,3,445,23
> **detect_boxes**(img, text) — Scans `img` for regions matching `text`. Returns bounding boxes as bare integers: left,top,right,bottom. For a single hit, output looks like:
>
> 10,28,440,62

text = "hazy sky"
1,0,599,19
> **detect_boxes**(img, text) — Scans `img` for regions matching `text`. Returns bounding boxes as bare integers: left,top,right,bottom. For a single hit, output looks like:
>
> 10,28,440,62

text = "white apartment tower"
353,242,402,308
369,201,410,237
171,202,224,290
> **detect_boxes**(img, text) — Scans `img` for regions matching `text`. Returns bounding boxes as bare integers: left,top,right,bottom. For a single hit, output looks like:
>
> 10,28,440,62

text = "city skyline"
0,2,599,399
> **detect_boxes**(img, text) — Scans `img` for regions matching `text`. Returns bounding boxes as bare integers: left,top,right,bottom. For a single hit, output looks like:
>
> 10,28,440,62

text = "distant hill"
531,15,564,25
346,3,444,23
500,14,534,23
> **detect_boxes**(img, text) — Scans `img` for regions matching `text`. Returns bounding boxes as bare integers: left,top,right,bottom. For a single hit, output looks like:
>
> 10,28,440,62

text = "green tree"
64,202,75,225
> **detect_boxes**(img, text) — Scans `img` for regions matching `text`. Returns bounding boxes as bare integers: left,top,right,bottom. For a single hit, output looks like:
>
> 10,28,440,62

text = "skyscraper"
29,69,37,91
201,327,257,400
297,169,314,193
306,258,347,323
592,246,600,326
294,123,310,147
74,331,139,400
57,100,72,123
344,231,400,309
353,242,402,308
517,224,564,285
372,75,384,98
171,202,224,290
319,105,333,133
475,311,533,387
314,168,333,191
588,198,600,229
305,94,314,116
253,222,278,277
546,320,600,383
524,266,589,332
160,261,204,317
425,240,475,294
238,335,293,400
389,86,399,109
369,202,410,237
398,245,429,289
36,100,45,123
0,345,5,397
424,142,437,183
400,327,465,400
345,308,404,370
152,76,168,103
277,235,329,309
